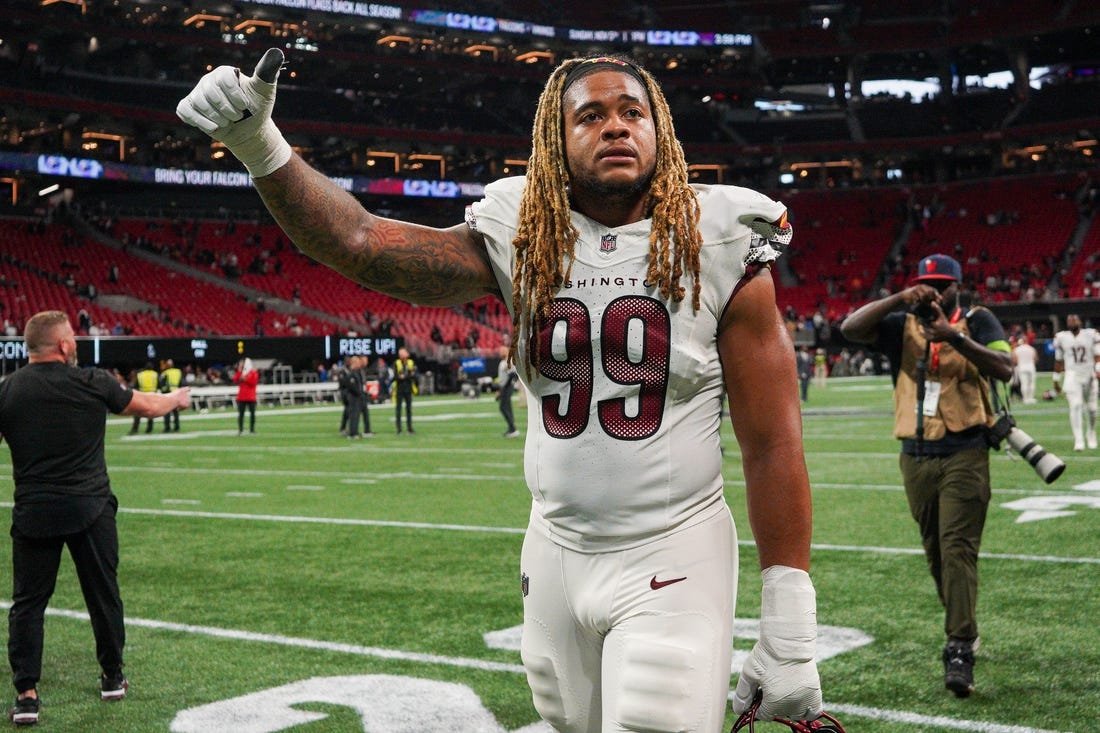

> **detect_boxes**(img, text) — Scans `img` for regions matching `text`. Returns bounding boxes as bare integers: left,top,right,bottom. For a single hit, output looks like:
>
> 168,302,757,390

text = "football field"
0,375,1096,732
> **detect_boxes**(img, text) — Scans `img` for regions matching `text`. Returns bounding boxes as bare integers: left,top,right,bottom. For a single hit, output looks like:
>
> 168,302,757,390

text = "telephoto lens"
1006,427,1066,484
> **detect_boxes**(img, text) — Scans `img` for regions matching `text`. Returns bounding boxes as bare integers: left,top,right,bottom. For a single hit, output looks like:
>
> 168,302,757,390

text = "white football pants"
520,507,737,733
1064,373,1099,446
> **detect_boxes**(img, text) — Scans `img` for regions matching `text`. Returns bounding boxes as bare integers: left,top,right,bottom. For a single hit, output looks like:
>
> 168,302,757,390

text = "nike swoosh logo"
650,575,687,590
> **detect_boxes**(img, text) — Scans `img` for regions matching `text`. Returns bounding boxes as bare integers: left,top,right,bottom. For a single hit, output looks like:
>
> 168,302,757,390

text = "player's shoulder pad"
695,185,791,266
695,184,790,239
697,183,785,216
467,176,526,234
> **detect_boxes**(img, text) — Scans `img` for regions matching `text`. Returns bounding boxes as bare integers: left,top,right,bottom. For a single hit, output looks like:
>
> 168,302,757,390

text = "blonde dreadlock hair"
508,54,702,372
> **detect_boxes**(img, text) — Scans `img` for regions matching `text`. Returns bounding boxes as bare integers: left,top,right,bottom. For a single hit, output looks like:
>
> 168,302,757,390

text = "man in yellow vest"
841,254,1012,700
129,362,160,434
159,359,183,432
392,347,417,434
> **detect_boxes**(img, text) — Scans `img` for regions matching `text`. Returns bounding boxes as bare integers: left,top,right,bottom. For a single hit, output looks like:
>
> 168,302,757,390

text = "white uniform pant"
1016,365,1037,404
1063,373,1099,446
520,507,736,733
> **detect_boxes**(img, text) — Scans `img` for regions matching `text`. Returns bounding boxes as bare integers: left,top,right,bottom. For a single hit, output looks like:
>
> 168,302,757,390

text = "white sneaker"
1088,432,1098,450
1074,441,1085,451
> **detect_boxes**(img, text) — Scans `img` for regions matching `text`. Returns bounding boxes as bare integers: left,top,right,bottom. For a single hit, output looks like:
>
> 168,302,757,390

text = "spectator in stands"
232,358,260,435
840,254,1013,698
178,49,826,730
0,310,190,724
128,362,159,434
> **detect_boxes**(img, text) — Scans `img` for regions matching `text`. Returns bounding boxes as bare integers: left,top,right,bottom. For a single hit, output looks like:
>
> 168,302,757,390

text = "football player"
178,50,826,732
1052,314,1100,450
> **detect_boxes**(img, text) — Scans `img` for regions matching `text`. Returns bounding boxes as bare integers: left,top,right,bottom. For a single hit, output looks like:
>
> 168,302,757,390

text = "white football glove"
175,48,292,178
732,565,823,722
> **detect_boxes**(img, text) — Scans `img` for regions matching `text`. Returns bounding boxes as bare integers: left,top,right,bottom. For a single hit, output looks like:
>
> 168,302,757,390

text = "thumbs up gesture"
175,48,291,177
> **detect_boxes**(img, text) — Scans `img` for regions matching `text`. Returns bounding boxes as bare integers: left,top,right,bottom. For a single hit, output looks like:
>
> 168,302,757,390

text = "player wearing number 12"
1051,314,1100,450
178,50,828,731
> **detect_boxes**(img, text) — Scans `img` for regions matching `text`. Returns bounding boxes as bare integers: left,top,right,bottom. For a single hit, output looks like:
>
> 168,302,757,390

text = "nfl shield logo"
521,572,529,597
600,233,617,253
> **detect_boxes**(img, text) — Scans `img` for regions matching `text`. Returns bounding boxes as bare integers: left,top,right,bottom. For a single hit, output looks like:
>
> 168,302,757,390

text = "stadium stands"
1,0,1098,364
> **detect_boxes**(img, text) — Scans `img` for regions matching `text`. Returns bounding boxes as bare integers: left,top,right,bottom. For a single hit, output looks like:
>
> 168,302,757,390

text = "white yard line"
0,601,1071,733
3,503,1093,564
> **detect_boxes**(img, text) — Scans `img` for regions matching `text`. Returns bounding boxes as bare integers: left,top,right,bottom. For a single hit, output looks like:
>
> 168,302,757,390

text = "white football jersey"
468,177,789,552
1012,343,1037,371
1053,328,1100,380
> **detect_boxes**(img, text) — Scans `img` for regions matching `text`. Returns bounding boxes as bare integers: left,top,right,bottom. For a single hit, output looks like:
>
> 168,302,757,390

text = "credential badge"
600,233,617,253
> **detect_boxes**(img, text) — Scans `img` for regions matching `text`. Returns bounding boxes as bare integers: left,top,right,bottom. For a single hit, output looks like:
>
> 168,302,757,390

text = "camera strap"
915,339,930,458
987,373,1013,418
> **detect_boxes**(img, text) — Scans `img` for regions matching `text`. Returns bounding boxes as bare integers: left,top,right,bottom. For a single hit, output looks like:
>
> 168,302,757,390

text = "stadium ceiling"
10,0,1099,90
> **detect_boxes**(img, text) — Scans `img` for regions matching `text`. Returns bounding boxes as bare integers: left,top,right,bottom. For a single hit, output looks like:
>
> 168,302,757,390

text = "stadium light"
377,35,413,48
408,154,445,179
82,132,128,162
41,0,86,13
366,150,400,174
0,177,17,206
184,13,224,28
515,51,554,64
464,44,499,60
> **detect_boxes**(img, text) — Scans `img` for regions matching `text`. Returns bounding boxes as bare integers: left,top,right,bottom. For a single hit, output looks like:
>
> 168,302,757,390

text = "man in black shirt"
344,355,373,439
0,311,191,725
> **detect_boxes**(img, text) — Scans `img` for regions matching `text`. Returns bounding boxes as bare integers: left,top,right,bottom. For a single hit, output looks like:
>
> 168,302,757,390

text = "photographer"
840,254,1012,699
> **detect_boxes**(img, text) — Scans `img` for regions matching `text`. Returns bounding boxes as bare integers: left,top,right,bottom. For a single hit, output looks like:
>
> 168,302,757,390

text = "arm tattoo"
254,157,496,306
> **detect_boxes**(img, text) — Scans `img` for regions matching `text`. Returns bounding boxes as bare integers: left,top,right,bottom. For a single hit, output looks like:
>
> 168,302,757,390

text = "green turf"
1,376,1096,731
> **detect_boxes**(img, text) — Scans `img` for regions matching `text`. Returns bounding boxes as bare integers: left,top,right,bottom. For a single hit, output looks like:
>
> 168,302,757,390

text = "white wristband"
232,119,292,179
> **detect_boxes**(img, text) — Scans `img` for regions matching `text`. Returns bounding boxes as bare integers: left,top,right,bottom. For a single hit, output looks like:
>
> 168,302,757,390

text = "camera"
987,414,1066,484
909,300,938,324
1006,427,1066,484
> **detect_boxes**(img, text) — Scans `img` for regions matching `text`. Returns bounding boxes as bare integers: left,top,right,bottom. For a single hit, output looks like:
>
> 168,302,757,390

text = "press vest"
135,369,159,393
160,367,182,392
394,359,417,393
893,311,995,441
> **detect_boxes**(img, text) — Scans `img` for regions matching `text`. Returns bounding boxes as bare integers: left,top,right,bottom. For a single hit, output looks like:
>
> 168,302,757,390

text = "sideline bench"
189,381,339,409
